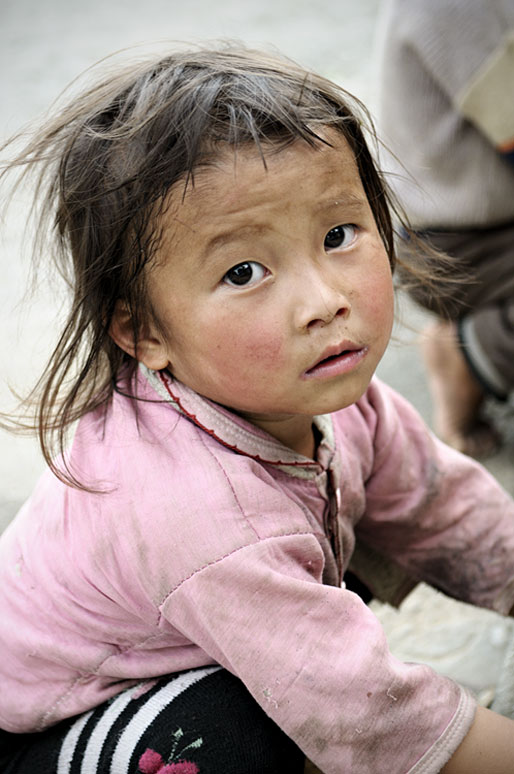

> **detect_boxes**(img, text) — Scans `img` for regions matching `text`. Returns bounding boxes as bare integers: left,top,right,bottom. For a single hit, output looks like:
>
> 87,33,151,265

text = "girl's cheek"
362,265,394,322
243,333,286,368
215,322,286,369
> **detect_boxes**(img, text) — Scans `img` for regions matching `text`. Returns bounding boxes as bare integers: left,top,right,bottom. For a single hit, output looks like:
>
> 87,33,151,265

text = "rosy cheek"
362,268,394,326
243,334,285,367
214,322,286,371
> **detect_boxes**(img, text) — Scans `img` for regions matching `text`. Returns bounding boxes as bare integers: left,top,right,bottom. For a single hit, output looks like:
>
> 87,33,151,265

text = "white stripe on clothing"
80,684,144,774
56,710,94,774
110,667,221,774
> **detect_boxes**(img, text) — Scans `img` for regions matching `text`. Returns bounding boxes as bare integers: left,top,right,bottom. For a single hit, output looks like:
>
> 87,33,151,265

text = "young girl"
1,44,514,774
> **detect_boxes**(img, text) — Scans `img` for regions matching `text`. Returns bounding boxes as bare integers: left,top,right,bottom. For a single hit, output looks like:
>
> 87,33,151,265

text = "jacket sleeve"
355,379,514,615
160,532,475,774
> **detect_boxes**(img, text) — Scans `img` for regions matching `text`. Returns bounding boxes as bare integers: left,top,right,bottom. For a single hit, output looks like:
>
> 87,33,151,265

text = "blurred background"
2,0,514,712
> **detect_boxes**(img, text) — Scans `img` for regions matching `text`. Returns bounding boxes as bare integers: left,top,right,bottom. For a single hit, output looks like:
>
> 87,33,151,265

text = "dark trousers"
0,667,305,773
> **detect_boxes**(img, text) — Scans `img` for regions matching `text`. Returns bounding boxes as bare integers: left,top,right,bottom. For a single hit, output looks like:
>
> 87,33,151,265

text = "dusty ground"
1,0,514,711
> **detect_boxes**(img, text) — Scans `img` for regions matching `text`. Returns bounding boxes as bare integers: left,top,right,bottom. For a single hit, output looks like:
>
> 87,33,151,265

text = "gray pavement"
1,0,514,712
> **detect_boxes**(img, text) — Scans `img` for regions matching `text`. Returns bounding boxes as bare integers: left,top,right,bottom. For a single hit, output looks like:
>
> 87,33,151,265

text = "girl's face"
133,131,394,454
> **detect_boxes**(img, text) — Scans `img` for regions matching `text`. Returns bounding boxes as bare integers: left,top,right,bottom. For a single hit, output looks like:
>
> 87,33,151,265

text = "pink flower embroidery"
138,748,166,773
138,750,199,774
161,764,200,774
138,728,202,774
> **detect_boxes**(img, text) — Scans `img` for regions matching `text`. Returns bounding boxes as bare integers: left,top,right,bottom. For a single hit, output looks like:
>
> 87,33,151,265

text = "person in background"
377,0,514,457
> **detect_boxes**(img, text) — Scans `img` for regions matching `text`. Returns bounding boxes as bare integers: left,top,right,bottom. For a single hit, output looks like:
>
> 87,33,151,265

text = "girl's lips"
302,344,368,380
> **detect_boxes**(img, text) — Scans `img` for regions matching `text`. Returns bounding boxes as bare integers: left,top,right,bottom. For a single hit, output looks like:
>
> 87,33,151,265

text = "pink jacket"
2,367,514,773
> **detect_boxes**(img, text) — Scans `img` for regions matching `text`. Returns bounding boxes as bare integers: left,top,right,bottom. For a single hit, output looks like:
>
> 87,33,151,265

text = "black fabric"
343,570,373,604
0,668,305,773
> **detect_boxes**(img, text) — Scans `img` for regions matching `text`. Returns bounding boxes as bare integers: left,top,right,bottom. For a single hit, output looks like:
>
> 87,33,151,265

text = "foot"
420,320,499,457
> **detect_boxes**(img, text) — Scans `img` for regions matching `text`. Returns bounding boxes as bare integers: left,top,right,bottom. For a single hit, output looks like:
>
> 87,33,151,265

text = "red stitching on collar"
157,371,319,468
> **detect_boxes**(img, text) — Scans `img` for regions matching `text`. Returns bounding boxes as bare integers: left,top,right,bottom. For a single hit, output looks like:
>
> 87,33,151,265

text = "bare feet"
421,320,499,457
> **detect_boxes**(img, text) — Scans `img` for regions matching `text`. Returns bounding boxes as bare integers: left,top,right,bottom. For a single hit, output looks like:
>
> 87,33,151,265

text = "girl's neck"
235,410,318,460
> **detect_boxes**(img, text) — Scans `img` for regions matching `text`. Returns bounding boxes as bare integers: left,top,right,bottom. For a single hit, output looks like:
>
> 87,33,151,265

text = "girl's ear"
109,300,170,371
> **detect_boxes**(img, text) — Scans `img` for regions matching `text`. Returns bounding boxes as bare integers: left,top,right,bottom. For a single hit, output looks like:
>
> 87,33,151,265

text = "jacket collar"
141,365,335,479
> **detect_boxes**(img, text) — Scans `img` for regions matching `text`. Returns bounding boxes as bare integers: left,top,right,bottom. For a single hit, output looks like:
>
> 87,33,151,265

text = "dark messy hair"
0,43,427,485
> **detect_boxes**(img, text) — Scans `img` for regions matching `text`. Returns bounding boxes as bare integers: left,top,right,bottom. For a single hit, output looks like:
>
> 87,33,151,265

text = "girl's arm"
442,706,514,773
354,380,514,616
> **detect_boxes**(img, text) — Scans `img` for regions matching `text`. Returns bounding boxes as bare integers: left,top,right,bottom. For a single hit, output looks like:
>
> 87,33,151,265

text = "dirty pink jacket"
2,367,514,773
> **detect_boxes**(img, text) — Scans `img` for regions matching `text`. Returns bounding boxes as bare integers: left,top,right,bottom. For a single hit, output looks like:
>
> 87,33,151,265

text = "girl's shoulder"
66,374,318,537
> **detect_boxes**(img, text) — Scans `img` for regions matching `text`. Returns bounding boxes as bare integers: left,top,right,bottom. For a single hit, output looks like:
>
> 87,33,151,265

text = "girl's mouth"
302,344,368,380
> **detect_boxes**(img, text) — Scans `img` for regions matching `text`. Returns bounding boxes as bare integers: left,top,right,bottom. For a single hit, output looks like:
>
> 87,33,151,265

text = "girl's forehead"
157,133,369,259
169,131,363,214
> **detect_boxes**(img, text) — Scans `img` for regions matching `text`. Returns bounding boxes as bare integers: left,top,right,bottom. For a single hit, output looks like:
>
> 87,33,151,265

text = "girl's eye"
222,261,268,287
324,224,356,251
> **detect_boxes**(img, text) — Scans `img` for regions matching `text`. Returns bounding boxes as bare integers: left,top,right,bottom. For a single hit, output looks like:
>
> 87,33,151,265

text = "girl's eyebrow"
314,191,367,212
200,224,267,261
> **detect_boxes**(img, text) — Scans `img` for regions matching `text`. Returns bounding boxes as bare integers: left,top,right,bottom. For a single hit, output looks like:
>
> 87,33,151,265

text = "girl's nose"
295,277,351,331
307,303,348,330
